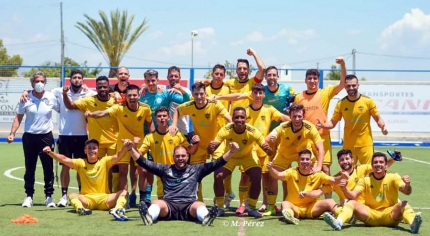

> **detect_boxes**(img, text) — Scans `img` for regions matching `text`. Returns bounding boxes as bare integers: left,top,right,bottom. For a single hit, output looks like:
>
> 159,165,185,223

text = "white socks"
196,206,209,222
148,204,160,221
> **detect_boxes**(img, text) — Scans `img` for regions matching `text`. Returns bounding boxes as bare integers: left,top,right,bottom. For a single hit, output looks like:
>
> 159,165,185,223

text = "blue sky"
1,0,430,80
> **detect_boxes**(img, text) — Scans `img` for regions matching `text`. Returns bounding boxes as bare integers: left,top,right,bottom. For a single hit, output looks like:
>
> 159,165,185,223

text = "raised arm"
334,57,347,94
187,135,200,155
198,142,239,179
124,139,167,177
43,146,74,168
111,142,130,166
247,48,266,81
62,86,79,110
399,175,412,195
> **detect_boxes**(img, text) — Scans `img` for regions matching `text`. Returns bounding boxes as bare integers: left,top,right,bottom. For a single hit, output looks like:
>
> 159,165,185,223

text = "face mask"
34,82,45,93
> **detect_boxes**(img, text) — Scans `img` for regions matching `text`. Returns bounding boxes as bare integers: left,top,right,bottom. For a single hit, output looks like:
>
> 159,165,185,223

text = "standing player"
85,85,154,196
317,74,388,165
208,107,274,218
267,149,339,225
138,106,200,200
323,152,422,233
127,141,239,226
266,103,324,204
42,139,129,218
8,71,59,207
169,82,232,201
294,57,346,179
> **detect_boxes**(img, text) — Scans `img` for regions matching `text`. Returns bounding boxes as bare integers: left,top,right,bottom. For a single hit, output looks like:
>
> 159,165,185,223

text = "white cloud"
379,8,430,50
147,30,164,40
195,27,215,38
159,41,206,56
230,28,316,46
347,30,362,35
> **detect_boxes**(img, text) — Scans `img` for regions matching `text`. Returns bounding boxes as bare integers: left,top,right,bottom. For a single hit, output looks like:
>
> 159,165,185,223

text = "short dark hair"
70,69,84,78
212,64,226,73
298,149,312,157
191,81,206,92
96,75,109,84
85,139,99,147
289,103,305,117
125,84,140,94
236,59,249,69
337,149,353,160
372,152,387,164
173,145,188,155
144,69,158,78
345,74,358,81
154,106,169,116
265,66,278,75
305,69,320,78
251,83,264,92
233,107,246,118
168,66,181,76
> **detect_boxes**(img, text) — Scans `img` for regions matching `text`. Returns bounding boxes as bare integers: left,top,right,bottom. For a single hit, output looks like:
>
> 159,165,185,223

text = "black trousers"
22,132,55,197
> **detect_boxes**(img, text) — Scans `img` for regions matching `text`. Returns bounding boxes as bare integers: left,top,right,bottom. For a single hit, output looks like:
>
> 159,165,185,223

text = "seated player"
42,139,129,218
323,152,423,233
267,149,339,225
126,140,239,226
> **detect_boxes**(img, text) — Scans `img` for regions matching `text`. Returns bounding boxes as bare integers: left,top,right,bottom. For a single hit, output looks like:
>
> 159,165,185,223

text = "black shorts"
158,201,197,221
57,135,88,159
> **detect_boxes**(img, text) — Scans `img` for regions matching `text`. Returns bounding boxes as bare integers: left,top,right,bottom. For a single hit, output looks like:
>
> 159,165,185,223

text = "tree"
204,60,255,79
76,9,149,77
0,39,23,77
23,57,102,78
324,64,341,80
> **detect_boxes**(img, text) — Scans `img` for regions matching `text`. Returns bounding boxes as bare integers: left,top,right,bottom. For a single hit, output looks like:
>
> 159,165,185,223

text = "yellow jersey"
331,95,379,147
178,100,228,147
73,156,112,195
245,104,283,136
74,95,118,144
107,103,152,141
224,77,258,112
139,130,190,165
354,171,404,210
272,120,322,157
214,123,265,159
284,167,332,207
332,164,372,202
206,83,231,129
295,85,336,135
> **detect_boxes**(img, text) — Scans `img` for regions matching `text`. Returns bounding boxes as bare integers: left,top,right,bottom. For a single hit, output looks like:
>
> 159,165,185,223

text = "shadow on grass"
341,223,411,232
0,203,46,207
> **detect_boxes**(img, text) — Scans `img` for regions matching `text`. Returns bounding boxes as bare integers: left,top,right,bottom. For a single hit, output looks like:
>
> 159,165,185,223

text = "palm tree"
76,9,149,77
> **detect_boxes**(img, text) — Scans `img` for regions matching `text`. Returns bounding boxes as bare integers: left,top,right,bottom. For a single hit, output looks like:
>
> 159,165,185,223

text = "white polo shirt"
17,91,60,134
52,87,97,136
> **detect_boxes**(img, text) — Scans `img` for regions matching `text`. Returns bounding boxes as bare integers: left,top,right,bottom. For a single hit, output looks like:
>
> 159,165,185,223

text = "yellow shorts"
84,193,111,210
346,145,374,166
190,146,210,164
254,145,269,173
312,133,332,165
295,202,317,219
272,151,316,170
98,143,117,158
365,206,401,227
210,141,226,162
223,151,260,172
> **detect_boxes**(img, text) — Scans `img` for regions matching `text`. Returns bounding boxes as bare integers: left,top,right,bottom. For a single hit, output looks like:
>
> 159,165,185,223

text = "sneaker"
217,208,225,217
262,205,276,216
45,197,56,207
348,214,357,225
77,208,92,216
236,205,246,215
323,212,341,230
22,197,33,208
224,192,235,208
202,205,218,226
274,205,282,214
282,209,299,225
112,208,128,221
410,212,423,234
248,208,263,218
138,201,153,226
245,198,250,211
57,195,68,207
128,193,137,208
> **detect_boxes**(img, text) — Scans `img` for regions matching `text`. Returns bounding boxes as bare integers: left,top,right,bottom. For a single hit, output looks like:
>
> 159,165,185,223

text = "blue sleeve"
167,90,189,103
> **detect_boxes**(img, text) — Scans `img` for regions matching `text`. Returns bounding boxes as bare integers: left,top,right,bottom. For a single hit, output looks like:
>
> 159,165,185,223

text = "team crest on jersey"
308,181,314,186
286,137,290,140
370,185,374,188
43,98,50,105
354,178,358,183
295,180,299,183
242,139,248,145
205,113,210,119
297,135,301,140
228,138,233,141
168,139,173,144
260,116,266,121
137,116,142,121
358,106,364,112
155,141,159,144
94,103,97,107
344,107,348,111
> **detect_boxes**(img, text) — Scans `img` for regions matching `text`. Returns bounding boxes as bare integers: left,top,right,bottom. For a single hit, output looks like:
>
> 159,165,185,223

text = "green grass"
0,143,429,236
